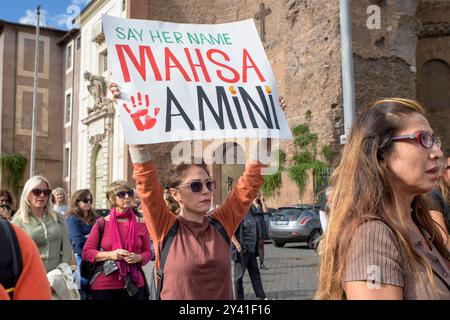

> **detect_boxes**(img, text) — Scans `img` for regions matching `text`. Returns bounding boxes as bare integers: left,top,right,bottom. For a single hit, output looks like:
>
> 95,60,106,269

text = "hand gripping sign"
103,16,292,145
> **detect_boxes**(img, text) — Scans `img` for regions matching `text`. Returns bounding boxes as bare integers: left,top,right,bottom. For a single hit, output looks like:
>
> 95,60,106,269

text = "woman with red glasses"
82,180,152,300
11,176,72,272
65,189,97,299
317,98,450,299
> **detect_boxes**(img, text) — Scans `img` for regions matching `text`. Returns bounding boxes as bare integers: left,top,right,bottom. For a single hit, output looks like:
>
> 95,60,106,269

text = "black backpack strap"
0,220,23,300
88,217,106,285
97,217,105,250
155,220,179,300
208,216,230,244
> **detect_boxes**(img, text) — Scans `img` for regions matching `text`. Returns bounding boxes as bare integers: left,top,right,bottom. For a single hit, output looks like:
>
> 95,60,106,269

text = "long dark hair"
317,98,450,299
65,189,97,225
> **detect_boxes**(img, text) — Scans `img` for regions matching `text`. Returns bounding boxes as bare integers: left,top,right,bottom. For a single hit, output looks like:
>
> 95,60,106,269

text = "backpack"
150,217,229,300
0,219,23,300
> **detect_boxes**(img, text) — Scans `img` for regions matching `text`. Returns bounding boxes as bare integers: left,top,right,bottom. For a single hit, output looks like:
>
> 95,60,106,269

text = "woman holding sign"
110,84,277,299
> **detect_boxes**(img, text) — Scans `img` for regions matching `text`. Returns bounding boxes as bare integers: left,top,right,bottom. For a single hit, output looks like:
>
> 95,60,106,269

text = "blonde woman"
317,99,450,300
11,176,72,272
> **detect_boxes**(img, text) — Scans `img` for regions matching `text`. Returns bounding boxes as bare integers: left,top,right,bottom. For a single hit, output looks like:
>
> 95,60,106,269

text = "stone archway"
417,58,450,150
211,142,245,204
416,1,450,150
418,59,450,112
90,144,106,209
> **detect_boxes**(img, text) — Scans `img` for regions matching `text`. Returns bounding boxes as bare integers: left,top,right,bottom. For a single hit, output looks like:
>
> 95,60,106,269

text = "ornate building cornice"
88,133,106,145
418,23,450,38
418,0,450,10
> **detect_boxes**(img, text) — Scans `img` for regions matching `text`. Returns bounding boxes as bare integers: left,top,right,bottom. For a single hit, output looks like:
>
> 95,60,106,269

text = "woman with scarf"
82,180,152,300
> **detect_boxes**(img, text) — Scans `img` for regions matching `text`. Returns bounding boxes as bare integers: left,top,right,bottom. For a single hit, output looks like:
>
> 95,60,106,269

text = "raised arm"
129,145,177,243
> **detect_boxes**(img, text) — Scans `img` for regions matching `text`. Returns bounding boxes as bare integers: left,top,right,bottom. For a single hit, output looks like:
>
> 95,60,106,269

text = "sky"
1,0,92,30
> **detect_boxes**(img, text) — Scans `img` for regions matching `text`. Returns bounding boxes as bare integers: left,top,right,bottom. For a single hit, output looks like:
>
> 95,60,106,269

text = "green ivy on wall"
288,111,331,199
261,149,286,198
0,154,27,192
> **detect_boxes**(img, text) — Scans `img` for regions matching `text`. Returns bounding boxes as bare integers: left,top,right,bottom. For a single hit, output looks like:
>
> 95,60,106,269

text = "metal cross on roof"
254,2,271,43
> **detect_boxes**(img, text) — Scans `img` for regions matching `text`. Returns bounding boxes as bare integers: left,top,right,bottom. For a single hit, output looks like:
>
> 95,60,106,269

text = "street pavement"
240,242,319,300
143,241,319,300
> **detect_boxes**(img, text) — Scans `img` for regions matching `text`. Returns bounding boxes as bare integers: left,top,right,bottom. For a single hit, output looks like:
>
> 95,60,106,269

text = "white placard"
103,15,292,144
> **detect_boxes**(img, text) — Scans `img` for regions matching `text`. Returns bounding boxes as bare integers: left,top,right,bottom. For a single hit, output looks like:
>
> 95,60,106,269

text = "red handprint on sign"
122,92,160,131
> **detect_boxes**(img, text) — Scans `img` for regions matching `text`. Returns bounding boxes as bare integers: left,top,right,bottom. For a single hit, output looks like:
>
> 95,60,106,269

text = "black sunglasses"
79,198,93,204
31,188,52,197
176,179,216,193
115,190,134,199
390,131,441,149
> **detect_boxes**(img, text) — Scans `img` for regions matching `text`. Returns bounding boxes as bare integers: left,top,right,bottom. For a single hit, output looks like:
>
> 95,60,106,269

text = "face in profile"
384,113,443,195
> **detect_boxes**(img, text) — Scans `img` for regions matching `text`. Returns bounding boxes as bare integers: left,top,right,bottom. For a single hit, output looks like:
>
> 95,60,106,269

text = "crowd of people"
0,96,449,300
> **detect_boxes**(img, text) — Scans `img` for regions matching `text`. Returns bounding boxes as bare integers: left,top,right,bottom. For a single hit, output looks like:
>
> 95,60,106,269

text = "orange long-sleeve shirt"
0,224,52,300
133,160,265,299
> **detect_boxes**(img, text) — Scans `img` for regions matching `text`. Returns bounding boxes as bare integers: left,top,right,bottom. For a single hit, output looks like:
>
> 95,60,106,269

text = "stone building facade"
0,20,66,197
58,29,81,195
124,0,450,208
1,0,448,210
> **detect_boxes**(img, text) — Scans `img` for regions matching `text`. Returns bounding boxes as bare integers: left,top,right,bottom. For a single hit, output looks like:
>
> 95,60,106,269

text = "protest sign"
103,16,292,144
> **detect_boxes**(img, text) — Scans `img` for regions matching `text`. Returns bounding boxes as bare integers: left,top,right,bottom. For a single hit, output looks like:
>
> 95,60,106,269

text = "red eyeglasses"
390,131,441,149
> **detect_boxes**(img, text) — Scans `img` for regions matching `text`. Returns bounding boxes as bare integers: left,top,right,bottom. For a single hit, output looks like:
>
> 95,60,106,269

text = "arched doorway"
214,142,245,203
417,58,450,150
419,59,450,112
92,145,105,208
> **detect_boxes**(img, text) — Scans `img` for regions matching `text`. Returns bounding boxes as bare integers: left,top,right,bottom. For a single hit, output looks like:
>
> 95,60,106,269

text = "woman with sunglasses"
126,143,266,300
82,180,152,300
11,176,72,272
317,98,450,299
65,189,97,299
110,83,270,299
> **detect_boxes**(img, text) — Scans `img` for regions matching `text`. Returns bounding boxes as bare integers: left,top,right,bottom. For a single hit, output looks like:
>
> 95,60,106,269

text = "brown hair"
65,189,97,225
0,189,14,205
106,180,133,208
166,162,210,214
164,187,180,215
316,98,450,299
